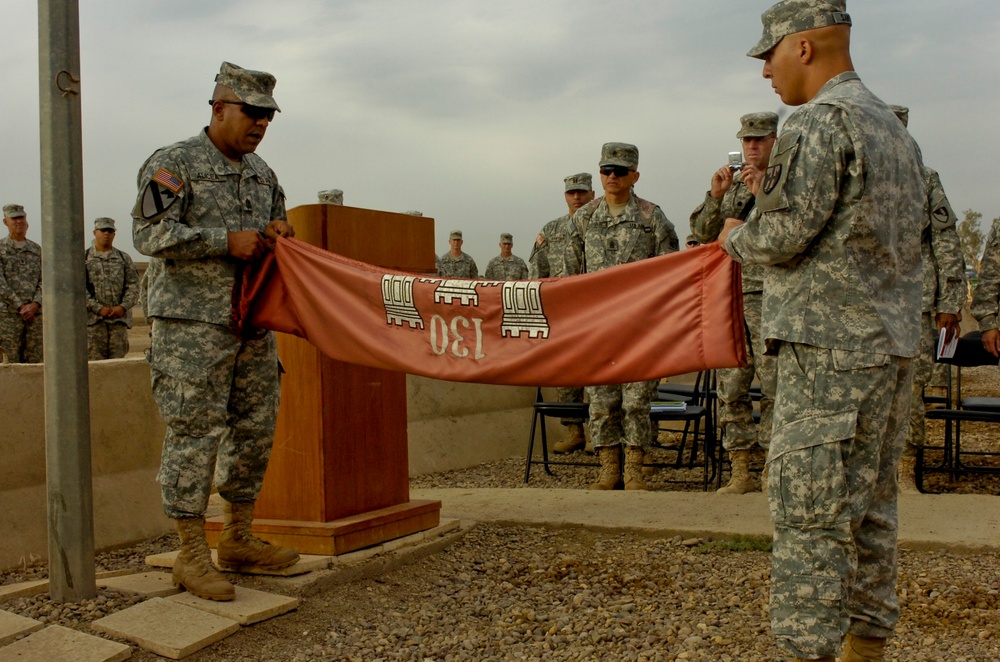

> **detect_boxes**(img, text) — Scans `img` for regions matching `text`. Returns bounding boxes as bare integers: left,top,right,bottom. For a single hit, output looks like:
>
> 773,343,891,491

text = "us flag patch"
153,168,183,193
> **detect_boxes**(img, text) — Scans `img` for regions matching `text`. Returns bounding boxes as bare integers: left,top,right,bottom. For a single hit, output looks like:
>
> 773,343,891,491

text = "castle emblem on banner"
381,276,551,339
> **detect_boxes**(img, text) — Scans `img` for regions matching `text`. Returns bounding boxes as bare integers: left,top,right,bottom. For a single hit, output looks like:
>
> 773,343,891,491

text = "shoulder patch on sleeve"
139,170,184,220
756,130,800,213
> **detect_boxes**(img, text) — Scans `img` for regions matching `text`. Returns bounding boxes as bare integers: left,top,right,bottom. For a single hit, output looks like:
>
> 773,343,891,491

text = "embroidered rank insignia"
762,164,782,195
141,168,184,219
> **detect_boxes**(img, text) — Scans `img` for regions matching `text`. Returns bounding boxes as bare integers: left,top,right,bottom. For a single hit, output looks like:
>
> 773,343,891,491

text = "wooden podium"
206,204,441,555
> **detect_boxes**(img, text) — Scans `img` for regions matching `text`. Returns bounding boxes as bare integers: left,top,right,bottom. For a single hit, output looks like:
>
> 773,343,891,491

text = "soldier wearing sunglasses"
563,143,679,491
132,61,298,603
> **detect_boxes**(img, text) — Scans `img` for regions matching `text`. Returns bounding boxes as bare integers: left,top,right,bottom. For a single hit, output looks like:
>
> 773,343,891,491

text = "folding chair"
918,331,1000,492
523,388,591,482
649,370,719,490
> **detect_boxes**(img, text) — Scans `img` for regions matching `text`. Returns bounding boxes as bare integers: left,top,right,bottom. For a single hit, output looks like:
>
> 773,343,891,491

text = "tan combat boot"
623,446,648,491
173,517,235,601
216,501,301,572
897,456,919,494
553,423,586,454
841,634,887,661
588,446,622,490
718,449,756,494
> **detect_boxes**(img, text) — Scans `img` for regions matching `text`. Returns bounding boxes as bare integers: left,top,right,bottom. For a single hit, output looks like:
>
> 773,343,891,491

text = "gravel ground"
1,363,997,660
1,525,998,661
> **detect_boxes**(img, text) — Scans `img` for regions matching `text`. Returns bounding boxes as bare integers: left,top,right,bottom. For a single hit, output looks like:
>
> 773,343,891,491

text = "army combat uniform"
132,128,285,520
437,251,479,278
483,254,528,281
691,169,774,456
85,242,140,360
0,235,43,363
972,217,1000,337
565,193,679,457
726,70,925,660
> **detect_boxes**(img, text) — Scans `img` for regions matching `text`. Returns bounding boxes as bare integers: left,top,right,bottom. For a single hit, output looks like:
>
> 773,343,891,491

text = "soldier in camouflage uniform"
438,230,478,278
0,204,43,364
690,111,779,495
484,233,528,280
720,2,925,659
132,61,299,602
85,217,140,360
889,106,967,494
564,143,679,491
528,173,595,453
973,217,1000,357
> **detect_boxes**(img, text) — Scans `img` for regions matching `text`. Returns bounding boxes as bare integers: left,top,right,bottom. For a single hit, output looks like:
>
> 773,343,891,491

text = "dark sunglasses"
98,228,116,233
599,165,634,177
686,241,698,247
210,100,276,122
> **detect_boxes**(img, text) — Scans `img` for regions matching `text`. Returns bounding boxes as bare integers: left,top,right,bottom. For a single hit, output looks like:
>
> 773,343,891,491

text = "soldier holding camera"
689,111,778,494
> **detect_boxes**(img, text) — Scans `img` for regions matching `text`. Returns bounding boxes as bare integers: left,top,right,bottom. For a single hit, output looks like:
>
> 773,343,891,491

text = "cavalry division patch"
141,168,184,219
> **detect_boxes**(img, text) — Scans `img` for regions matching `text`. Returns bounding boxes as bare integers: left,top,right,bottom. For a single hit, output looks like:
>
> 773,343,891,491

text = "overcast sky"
2,1,998,267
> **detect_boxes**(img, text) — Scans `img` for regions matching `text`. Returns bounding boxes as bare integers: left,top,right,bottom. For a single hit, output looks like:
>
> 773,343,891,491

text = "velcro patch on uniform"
762,164,782,194
153,168,183,193
931,205,956,230
141,180,179,219
534,233,545,247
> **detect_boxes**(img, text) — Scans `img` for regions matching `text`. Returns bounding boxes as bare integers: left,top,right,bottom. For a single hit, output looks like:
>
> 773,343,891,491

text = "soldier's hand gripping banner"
233,237,746,386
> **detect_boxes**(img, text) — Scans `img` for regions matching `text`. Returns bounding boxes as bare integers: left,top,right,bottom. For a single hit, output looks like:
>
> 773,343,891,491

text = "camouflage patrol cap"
404,210,424,216
2,204,26,219
317,189,343,204
685,235,700,246
890,105,909,128
500,233,513,243
736,112,779,138
93,217,116,230
564,172,593,192
747,0,852,59
450,230,463,240
215,61,280,111
599,143,639,168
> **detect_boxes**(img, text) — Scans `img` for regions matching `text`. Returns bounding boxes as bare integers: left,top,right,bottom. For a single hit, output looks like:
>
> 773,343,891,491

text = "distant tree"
957,209,985,273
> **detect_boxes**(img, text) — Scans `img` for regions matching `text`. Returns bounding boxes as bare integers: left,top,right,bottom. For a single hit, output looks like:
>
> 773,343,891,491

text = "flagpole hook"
55,70,80,97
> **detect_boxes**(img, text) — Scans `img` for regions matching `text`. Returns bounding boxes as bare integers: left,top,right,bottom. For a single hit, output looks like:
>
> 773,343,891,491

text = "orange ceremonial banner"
234,237,747,387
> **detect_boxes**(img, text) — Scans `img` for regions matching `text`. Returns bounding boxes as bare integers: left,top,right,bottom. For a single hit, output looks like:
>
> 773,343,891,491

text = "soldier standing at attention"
889,105,966,494
438,230,478,278
85,217,140,360
484,233,528,280
528,173,596,453
973,218,1000,356
0,204,43,363
564,143,678,490
719,2,925,660
690,111,779,495
132,61,299,602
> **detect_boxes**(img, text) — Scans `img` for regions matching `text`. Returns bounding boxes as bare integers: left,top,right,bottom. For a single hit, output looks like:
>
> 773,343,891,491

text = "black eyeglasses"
210,100,276,122
599,165,634,177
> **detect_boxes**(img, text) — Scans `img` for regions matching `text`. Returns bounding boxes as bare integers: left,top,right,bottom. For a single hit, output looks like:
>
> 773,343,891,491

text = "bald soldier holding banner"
719,2,925,659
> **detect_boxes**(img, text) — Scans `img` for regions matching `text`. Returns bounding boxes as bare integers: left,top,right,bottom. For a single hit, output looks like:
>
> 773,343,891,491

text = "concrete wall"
0,359,168,571
0,360,544,570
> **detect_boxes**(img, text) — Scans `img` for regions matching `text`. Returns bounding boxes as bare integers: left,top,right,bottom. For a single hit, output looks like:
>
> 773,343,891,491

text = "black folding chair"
523,388,591,482
918,331,1000,492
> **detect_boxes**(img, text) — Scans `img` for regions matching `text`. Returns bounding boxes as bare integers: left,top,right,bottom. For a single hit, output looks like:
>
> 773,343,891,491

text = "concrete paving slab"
0,624,130,662
0,580,48,603
167,585,298,625
144,551,330,576
91,597,238,659
97,572,180,598
0,609,43,646
410,488,1000,551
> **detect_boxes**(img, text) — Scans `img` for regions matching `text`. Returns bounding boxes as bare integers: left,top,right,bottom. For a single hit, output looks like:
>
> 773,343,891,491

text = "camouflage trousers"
903,312,937,457
0,310,43,363
586,380,657,449
149,318,281,519
87,321,130,360
767,342,912,659
717,291,774,452
556,387,585,425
